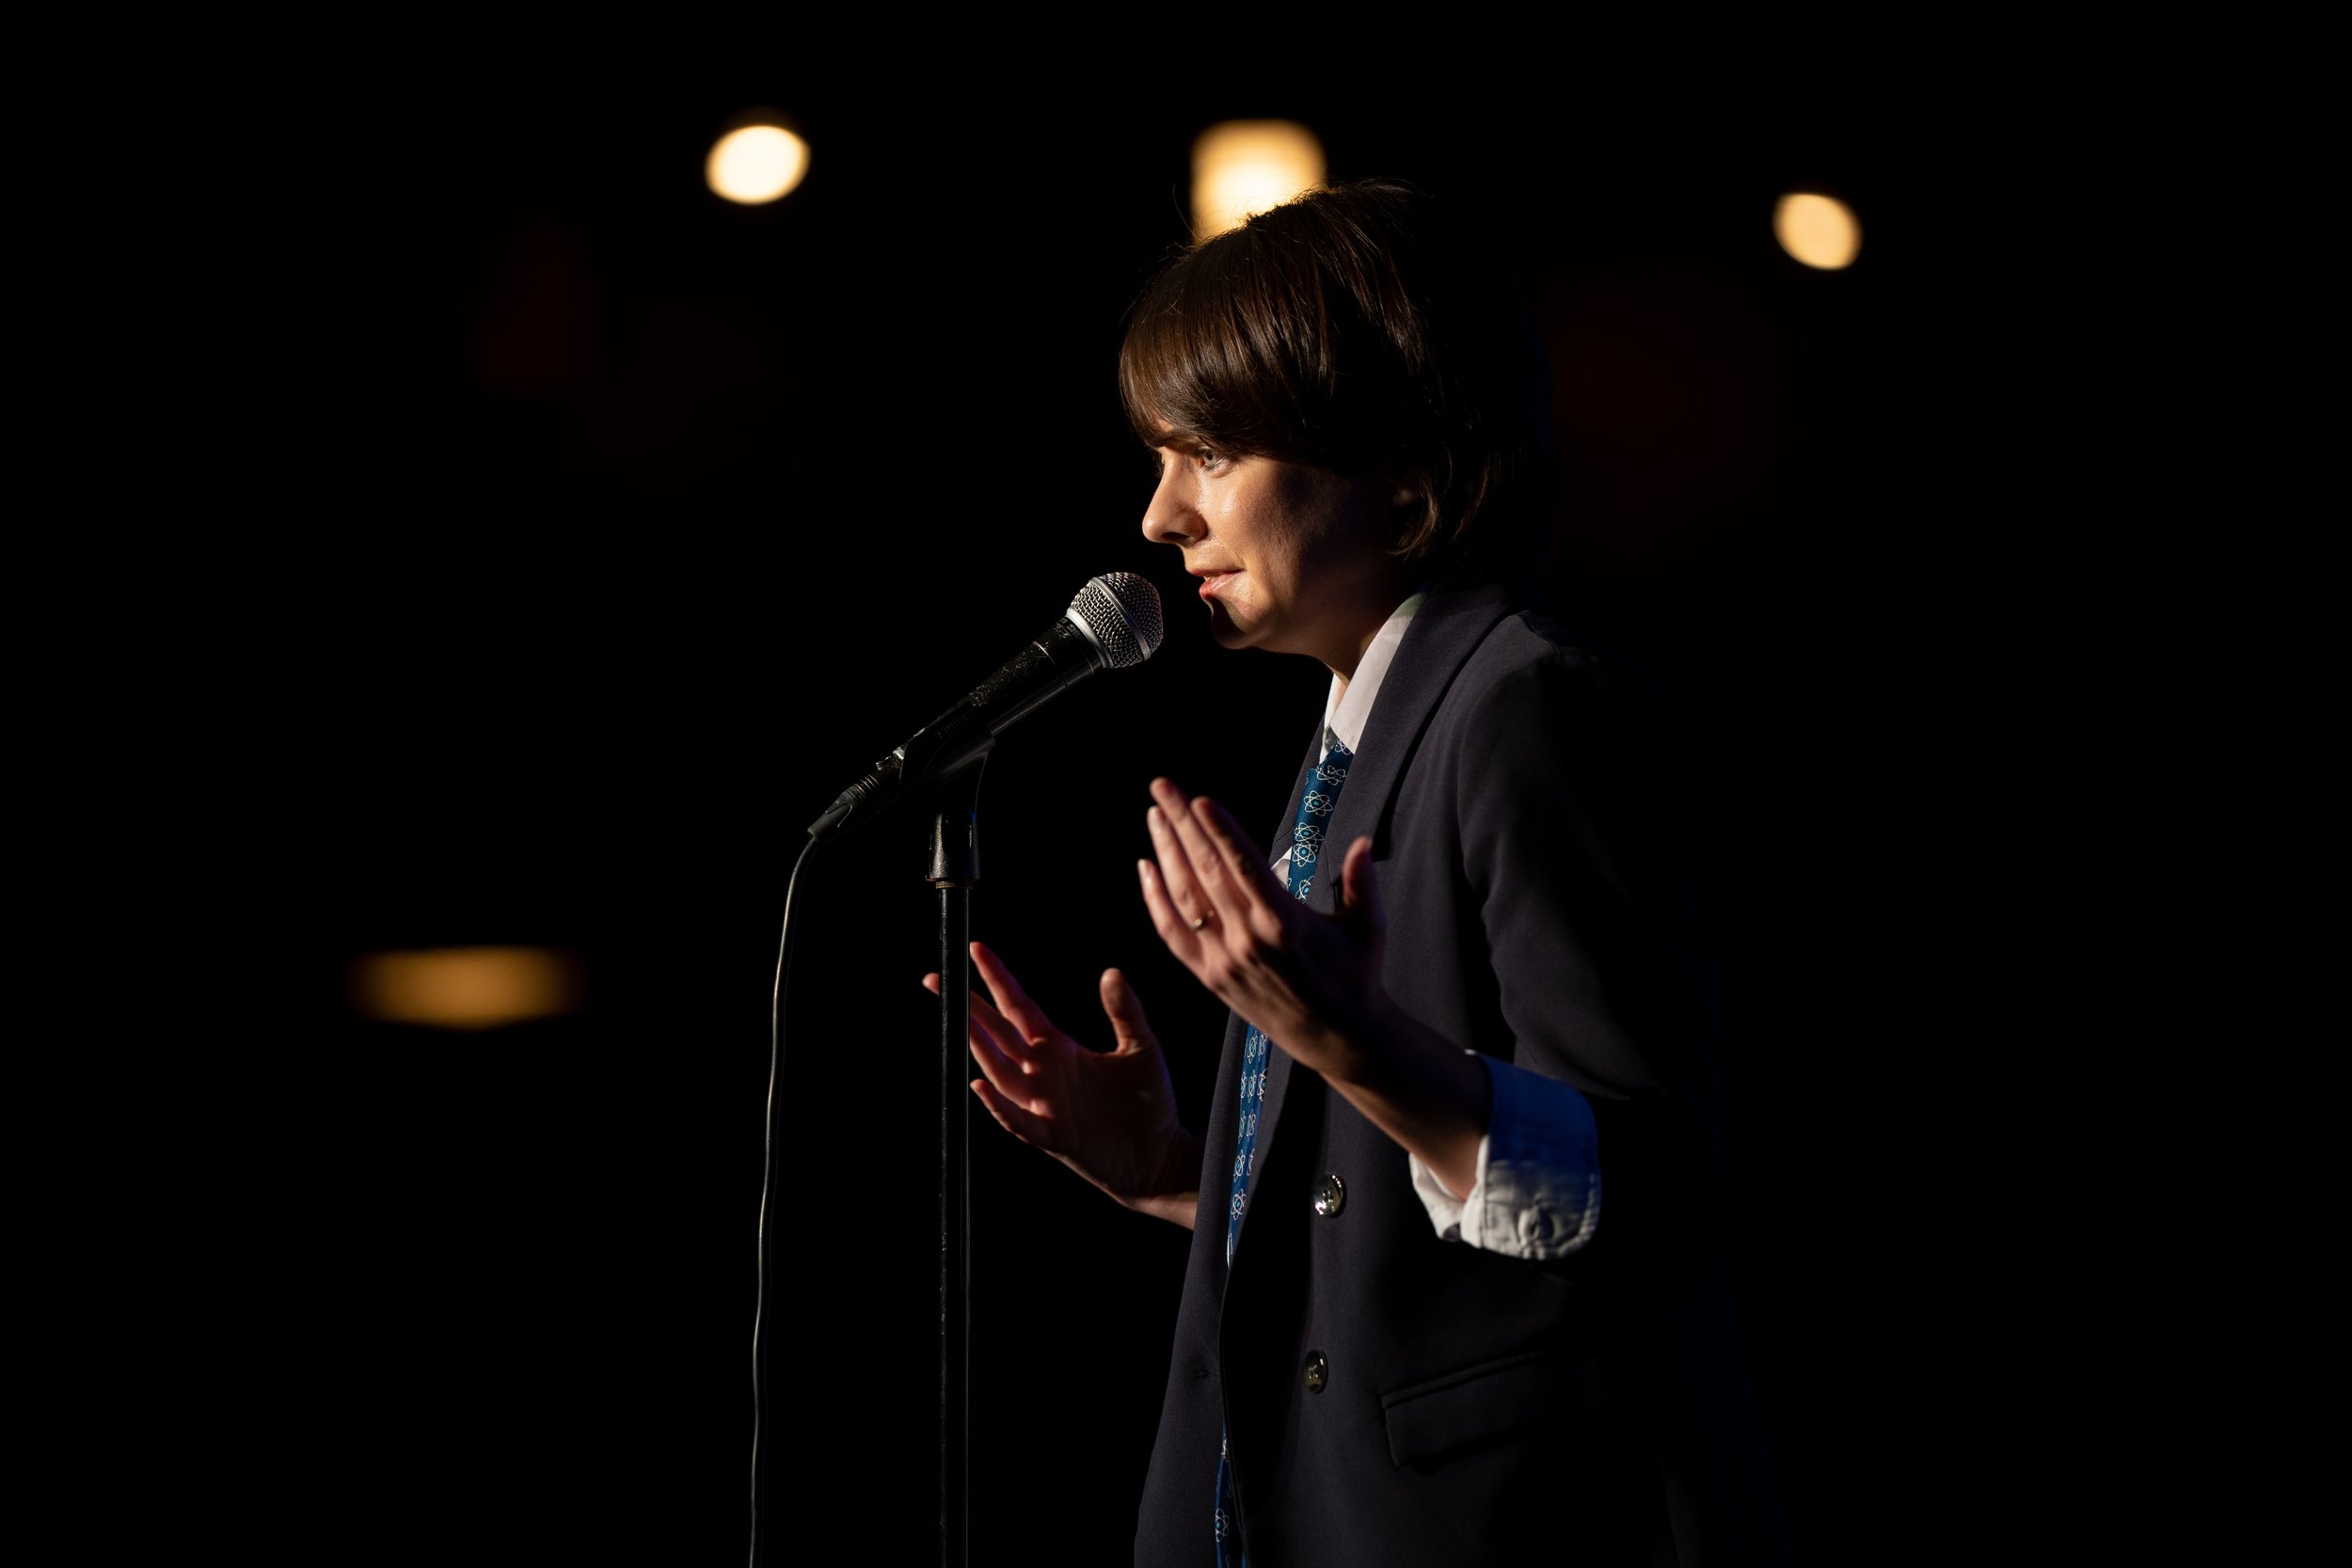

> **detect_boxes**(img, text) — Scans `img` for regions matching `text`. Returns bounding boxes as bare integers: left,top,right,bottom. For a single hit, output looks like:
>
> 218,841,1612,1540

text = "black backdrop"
215,52,2196,1564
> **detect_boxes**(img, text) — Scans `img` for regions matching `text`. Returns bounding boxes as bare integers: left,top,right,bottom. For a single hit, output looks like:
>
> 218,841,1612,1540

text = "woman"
937,180,1784,1566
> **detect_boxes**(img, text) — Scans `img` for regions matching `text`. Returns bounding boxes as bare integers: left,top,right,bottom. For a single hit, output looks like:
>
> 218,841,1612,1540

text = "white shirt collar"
1320,592,1425,755
1270,594,1426,878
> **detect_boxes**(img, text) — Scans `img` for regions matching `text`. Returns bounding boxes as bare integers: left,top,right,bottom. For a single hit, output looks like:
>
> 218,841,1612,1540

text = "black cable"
750,832,821,1568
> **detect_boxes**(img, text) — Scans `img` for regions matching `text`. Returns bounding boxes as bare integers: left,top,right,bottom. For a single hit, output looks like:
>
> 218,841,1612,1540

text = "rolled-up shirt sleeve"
1408,1054,1600,1260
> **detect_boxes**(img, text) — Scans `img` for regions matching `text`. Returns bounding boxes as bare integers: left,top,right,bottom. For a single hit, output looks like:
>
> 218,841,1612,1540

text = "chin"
1204,604,1254,650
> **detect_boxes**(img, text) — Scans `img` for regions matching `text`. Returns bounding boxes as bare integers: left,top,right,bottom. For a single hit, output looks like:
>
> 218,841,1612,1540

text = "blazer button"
1303,1352,1328,1393
1311,1173,1345,1217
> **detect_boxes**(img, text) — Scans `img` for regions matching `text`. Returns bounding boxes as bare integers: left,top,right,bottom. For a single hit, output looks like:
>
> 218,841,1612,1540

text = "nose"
1140,454,1200,547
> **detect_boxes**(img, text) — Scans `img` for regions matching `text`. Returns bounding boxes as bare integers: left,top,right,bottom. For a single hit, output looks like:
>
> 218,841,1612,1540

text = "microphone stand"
926,757,984,1568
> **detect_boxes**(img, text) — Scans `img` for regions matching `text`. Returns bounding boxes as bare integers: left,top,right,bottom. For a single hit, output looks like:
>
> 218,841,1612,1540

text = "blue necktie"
1216,736,1354,1566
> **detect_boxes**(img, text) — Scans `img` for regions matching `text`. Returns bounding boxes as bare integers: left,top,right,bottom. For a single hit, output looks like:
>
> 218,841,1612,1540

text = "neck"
1318,577,1426,687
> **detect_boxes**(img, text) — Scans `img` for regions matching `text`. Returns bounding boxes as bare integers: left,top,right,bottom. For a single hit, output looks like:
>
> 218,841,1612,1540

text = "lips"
1195,570,1237,600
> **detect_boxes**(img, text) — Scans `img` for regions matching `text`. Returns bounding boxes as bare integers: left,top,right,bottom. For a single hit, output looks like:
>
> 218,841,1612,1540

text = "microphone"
807,572,1165,842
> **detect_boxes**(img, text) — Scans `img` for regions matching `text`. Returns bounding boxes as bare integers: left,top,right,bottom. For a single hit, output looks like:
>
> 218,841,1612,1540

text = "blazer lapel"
1232,576,1518,1256
1314,576,1517,882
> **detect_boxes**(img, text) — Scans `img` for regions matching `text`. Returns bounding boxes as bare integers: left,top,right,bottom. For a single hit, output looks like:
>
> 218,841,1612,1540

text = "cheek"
1279,512,1372,591
1248,520,1314,596
1209,496,1278,569
1273,471,1381,558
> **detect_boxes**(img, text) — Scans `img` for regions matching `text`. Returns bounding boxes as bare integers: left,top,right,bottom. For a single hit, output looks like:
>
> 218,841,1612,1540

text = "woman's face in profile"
1140,433,1408,673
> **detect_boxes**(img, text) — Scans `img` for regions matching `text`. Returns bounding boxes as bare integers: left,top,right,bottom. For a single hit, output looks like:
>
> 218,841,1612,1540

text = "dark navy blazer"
1133,577,1787,1566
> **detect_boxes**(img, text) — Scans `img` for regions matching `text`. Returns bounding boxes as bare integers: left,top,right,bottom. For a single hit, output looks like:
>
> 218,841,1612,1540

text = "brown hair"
1119,179,1557,572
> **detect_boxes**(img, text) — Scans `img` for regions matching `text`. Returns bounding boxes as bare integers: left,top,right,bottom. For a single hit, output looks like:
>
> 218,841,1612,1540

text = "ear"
1384,462,1428,510
1379,469,1435,560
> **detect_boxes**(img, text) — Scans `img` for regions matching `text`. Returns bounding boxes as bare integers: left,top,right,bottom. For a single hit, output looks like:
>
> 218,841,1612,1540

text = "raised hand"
927,942,1204,1228
1136,775,1489,1196
1135,775,1390,1082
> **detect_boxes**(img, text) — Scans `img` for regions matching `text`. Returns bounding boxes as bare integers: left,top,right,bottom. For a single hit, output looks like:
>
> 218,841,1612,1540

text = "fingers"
1142,801,1216,939
1098,967,1159,1054
1175,785,1267,873
970,941,1056,1046
1171,784,1284,920
1148,778,1279,935
924,965,1012,1033
966,1006,1030,1097
1337,835,1382,927
925,963,1033,1090
970,1076,1054,1150
1136,856,1201,958
936,952,1059,1153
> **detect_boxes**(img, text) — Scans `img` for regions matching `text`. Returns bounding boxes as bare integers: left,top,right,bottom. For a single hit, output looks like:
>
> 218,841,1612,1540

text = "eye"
1193,445,1230,473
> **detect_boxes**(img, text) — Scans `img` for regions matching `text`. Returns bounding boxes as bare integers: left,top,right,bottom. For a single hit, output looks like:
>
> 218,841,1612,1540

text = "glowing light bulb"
1773,192,1862,270
1191,120,1326,237
350,946,585,1030
707,124,810,205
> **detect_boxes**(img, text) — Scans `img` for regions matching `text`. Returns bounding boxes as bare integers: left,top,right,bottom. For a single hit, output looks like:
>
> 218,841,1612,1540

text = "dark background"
199,50,2201,1564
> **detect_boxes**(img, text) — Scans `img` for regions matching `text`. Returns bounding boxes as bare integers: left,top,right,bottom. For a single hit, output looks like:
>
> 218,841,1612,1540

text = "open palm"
930,941,1204,1226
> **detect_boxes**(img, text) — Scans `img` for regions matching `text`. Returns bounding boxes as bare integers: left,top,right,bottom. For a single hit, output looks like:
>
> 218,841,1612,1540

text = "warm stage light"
1774,192,1862,270
1191,120,1326,238
350,946,585,1030
707,124,810,205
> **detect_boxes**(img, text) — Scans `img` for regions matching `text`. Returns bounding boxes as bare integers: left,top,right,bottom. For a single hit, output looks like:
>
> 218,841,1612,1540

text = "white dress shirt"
1272,594,1601,1262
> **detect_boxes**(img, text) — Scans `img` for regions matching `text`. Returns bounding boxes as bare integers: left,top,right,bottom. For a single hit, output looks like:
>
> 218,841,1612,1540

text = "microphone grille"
1069,572,1164,670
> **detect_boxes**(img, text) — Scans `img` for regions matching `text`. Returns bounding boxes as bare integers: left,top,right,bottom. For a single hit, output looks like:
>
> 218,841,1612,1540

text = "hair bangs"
1119,241,1323,463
